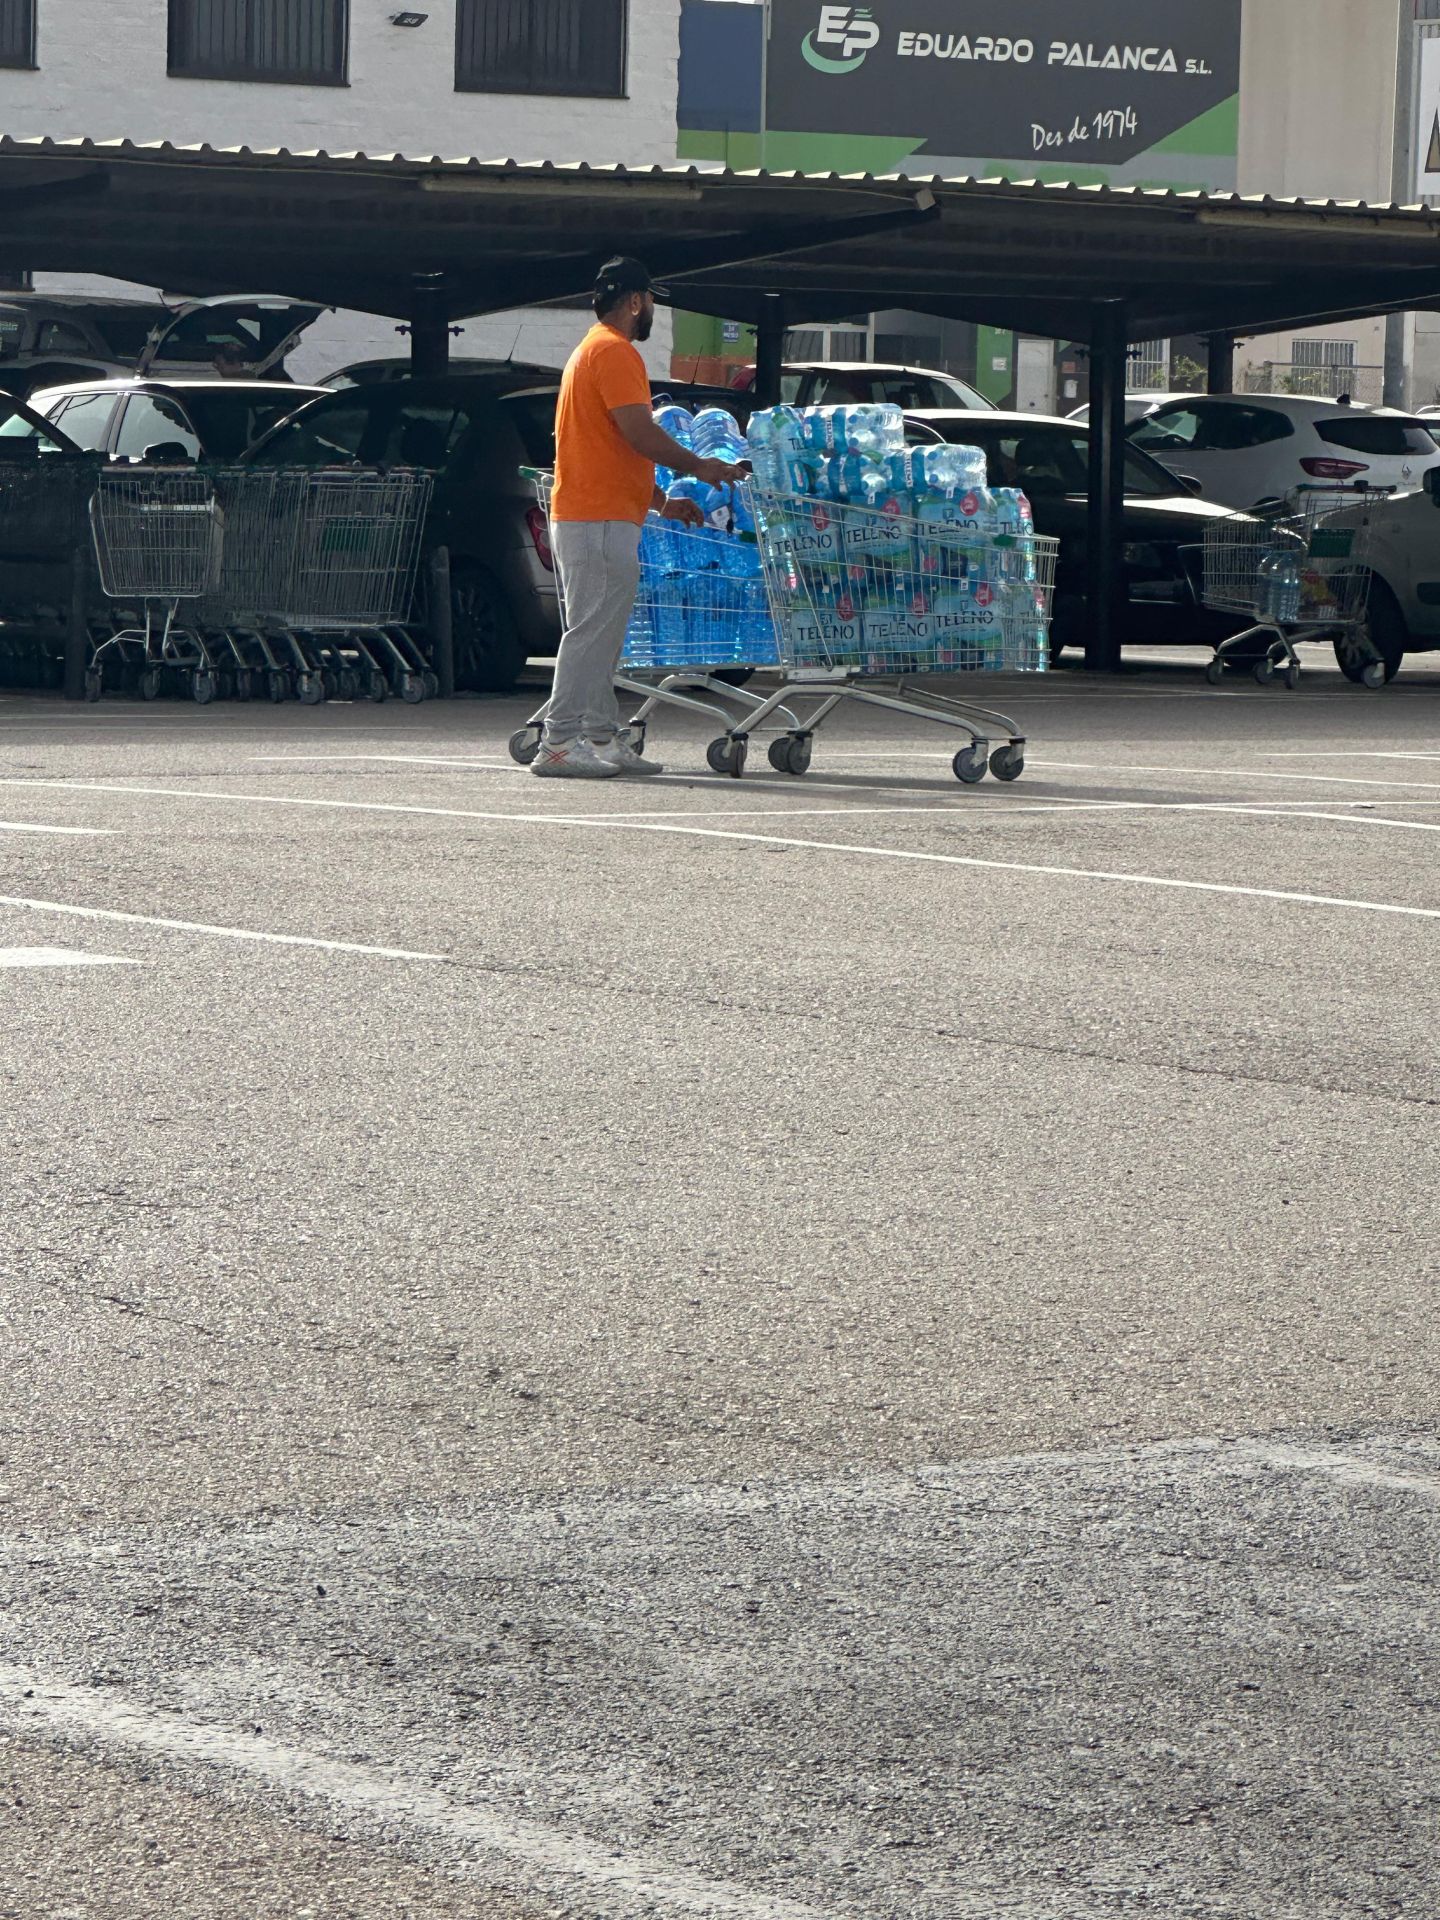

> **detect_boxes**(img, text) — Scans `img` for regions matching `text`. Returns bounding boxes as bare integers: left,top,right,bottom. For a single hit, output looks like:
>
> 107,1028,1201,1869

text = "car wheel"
1334,578,1406,685
449,565,527,692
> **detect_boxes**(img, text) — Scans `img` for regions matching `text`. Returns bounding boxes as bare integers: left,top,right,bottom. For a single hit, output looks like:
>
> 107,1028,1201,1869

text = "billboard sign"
770,0,1243,168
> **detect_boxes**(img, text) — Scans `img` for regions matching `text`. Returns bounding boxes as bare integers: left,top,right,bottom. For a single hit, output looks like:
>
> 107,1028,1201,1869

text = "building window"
0,0,36,69
456,0,626,98
168,0,348,86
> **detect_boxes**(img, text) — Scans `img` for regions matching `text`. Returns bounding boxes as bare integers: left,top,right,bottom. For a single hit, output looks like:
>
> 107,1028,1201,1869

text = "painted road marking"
0,1664,834,1920
0,946,136,968
1037,759,1440,792
0,820,114,835
0,781,1434,925
0,895,446,962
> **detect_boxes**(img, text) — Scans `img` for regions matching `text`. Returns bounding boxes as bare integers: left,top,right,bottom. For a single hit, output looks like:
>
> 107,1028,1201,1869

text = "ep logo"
803,5,880,73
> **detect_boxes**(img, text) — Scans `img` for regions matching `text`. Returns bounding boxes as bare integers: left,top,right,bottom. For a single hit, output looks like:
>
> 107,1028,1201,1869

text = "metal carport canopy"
6,136,1440,672
3,138,1440,339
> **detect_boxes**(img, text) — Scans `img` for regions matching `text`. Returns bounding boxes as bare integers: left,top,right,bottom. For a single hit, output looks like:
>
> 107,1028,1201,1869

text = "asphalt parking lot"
1,649,1437,1920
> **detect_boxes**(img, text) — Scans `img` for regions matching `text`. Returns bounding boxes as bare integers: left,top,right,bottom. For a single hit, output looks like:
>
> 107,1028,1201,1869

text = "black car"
243,373,561,691
907,409,1243,660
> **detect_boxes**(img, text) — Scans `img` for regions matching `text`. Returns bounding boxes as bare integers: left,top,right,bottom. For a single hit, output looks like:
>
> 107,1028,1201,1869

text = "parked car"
320,355,561,390
1307,468,1440,684
241,373,562,690
31,378,325,463
907,408,1246,660
0,293,324,399
731,360,993,411
1068,392,1189,426
1128,394,1440,510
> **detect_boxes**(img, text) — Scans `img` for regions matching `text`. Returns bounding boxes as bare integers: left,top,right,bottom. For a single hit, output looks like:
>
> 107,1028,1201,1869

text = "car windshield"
180,389,312,459
918,421,1181,499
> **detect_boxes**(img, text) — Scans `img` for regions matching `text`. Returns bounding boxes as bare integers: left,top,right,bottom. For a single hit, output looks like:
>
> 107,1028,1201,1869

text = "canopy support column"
410,274,450,378
1084,302,1128,674
1206,332,1235,395
754,294,786,406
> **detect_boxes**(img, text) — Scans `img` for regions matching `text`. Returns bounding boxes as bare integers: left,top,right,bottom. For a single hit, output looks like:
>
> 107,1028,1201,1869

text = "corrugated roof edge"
0,136,1434,219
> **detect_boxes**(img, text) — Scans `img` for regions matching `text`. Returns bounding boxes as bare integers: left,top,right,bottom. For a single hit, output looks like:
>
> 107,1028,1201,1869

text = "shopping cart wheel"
297,671,326,706
1205,658,1227,686
321,669,340,702
233,669,252,702
367,670,388,703
1253,659,1277,687
398,672,426,704
267,669,290,703
1361,659,1388,690
138,668,162,702
989,745,1025,782
191,671,217,706
508,727,542,766
338,668,361,702
422,670,440,699
953,745,989,785
1283,663,1302,691
707,735,747,778
82,667,102,703
767,735,811,777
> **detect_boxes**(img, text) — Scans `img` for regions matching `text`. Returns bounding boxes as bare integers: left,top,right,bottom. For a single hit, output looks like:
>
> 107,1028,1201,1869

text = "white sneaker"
530,738,622,779
595,736,664,777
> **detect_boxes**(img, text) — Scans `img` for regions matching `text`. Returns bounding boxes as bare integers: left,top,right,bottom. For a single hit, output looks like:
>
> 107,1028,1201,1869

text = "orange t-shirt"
551,323,655,525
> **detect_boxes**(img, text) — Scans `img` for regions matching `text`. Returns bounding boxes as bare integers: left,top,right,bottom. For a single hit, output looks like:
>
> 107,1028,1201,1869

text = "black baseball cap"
594,255,670,304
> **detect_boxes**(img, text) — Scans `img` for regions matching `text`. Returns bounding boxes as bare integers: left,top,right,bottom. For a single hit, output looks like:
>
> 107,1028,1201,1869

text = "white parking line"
0,819,114,836
0,895,446,961
0,1664,835,1920
0,946,136,968
1037,759,1440,792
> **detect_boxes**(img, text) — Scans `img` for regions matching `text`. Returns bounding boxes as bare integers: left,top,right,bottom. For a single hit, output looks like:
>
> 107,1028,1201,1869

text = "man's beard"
635,308,654,342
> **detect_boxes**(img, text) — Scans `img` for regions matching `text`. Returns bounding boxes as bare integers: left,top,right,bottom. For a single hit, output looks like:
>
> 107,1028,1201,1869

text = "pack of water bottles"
746,402,1055,674
625,403,779,670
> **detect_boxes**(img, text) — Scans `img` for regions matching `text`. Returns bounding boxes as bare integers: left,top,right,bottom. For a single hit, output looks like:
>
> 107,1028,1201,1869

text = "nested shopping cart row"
86,466,433,704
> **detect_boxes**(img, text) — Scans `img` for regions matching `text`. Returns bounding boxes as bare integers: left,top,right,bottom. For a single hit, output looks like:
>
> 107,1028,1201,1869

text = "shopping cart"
509,468,799,766
718,487,1057,782
87,469,222,702
1201,487,1378,689
200,467,434,704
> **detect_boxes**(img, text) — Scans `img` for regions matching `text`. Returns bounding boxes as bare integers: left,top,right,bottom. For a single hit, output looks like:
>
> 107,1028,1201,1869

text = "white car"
1129,393,1440,510
1068,392,1187,426
1318,469,1440,684
779,361,994,411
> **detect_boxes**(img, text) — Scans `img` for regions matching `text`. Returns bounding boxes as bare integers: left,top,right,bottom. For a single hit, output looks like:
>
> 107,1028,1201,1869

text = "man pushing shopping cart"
532,256,748,780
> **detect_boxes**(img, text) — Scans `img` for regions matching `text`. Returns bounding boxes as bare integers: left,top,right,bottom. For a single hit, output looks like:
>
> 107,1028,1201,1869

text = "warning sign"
1415,34,1440,199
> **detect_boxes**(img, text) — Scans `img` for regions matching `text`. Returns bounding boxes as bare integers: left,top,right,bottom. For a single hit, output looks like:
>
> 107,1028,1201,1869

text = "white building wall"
1234,0,1401,400
0,0,681,377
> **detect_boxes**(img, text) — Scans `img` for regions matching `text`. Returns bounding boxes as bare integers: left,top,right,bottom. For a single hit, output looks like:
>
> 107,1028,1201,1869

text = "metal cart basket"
88,470,223,702
1201,487,1378,689
723,486,1057,782
200,467,434,705
509,468,800,766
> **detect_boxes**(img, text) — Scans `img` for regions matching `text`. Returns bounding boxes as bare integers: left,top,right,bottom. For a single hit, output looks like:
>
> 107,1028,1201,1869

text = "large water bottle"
654,404,696,449
1259,548,1302,623
692,407,746,461
847,404,907,459
917,444,988,496
625,589,657,667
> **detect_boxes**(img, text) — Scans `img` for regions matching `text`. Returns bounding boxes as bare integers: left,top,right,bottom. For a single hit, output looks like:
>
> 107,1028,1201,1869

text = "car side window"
37,320,93,355
114,395,201,462
376,402,473,469
247,400,371,467
49,393,117,451
1132,406,1201,451
780,375,805,404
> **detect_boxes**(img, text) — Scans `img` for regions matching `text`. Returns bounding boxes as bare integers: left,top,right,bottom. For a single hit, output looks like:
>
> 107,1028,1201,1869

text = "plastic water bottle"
654,404,696,448
625,592,656,667
692,407,746,460
1259,548,1302,623
917,444,988,495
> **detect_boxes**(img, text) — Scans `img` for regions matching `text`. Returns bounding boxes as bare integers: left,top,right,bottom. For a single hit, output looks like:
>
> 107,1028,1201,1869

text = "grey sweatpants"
544,519,642,745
